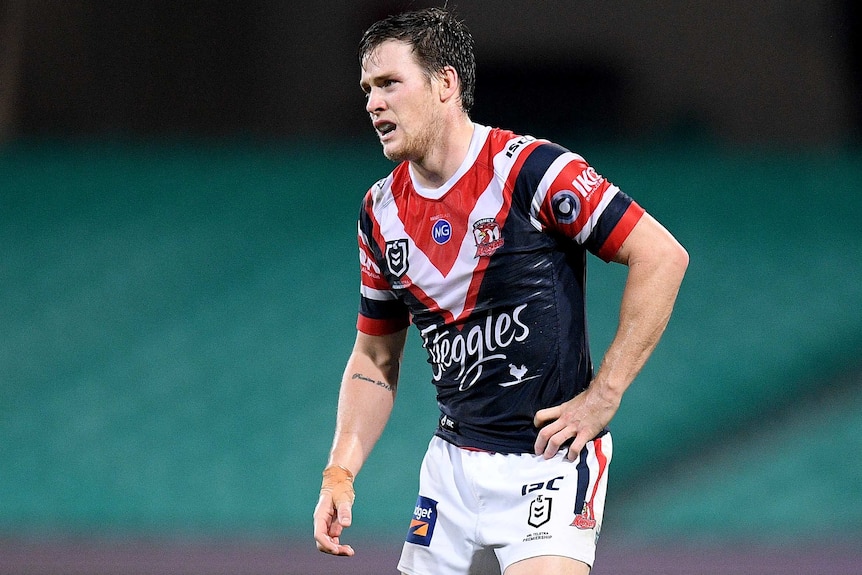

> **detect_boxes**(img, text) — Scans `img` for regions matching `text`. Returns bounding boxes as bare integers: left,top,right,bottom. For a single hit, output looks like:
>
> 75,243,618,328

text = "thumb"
336,500,353,527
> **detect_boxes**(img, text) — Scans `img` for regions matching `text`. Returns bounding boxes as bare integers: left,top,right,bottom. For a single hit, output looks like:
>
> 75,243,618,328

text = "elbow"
665,241,689,289
642,237,688,284
673,242,689,274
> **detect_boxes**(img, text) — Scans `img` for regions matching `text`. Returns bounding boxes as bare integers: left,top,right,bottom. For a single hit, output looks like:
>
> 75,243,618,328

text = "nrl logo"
385,239,409,277
528,494,552,528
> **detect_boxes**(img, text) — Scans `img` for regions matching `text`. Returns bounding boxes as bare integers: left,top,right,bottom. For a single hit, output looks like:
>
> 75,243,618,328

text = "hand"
533,386,620,461
313,465,356,556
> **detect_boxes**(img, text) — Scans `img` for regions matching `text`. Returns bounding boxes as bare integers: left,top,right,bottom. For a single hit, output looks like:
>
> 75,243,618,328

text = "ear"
437,65,461,104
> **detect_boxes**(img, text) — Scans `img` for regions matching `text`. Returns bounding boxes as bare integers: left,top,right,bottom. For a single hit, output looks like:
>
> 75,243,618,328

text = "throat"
410,122,475,189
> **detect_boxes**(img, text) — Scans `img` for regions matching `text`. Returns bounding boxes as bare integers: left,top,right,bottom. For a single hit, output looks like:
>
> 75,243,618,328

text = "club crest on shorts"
527,494,552,528
406,495,438,546
472,218,503,257
571,501,597,530
385,239,409,277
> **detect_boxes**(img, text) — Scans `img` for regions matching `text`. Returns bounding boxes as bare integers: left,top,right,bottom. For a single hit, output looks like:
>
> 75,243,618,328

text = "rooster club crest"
572,501,597,530
472,218,504,257
385,239,409,277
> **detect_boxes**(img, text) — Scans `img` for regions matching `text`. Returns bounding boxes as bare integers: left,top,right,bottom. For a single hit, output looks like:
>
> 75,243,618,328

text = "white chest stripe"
374,178,507,319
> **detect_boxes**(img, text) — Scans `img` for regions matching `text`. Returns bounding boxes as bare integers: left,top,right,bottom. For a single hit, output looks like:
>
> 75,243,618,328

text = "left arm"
534,212,689,460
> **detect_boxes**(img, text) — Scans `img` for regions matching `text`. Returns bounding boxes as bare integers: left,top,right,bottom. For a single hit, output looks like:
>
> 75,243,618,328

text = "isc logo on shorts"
406,495,438,546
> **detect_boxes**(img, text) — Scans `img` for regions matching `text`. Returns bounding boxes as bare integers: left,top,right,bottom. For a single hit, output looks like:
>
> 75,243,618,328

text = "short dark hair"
358,7,476,113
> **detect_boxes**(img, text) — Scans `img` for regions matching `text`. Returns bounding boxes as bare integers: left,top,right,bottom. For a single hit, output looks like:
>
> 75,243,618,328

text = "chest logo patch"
472,218,504,257
431,218,452,245
385,239,409,278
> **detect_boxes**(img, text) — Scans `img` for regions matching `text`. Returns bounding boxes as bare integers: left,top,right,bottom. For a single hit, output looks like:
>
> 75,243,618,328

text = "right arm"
313,328,408,556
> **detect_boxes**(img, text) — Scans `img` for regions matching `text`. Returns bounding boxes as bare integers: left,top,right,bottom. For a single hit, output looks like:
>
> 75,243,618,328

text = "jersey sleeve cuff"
357,314,410,335
596,201,646,262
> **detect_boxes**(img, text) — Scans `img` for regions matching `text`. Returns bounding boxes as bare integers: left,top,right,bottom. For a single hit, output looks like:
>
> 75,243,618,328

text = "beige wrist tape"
321,465,356,505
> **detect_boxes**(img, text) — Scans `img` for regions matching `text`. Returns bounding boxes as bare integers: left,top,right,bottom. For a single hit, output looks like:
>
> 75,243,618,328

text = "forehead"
360,40,422,82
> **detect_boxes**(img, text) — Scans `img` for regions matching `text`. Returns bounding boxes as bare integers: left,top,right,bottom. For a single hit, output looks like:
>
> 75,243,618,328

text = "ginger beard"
378,86,445,164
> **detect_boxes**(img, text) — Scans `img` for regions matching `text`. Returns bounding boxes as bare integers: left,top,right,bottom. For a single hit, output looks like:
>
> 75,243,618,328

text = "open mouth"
376,122,396,138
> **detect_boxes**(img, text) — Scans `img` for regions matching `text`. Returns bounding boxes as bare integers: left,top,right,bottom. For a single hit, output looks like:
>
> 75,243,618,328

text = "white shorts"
397,433,612,575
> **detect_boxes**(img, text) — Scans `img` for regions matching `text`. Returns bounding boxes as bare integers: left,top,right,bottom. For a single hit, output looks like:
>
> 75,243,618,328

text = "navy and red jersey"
356,124,644,453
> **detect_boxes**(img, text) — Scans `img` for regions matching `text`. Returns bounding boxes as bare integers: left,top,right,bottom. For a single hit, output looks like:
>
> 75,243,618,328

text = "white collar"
409,123,491,200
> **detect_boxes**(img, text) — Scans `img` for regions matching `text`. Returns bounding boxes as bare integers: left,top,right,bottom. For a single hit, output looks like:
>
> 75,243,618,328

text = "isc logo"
432,219,452,245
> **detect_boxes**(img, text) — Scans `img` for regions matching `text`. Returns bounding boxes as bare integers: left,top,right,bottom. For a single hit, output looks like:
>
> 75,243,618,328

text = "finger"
532,406,559,428
534,419,565,457
532,406,562,456
316,537,355,556
564,432,590,462
315,538,337,554
325,539,355,556
328,519,344,538
533,423,550,456
313,525,340,555
313,517,337,551
543,430,568,459
313,517,355,557
336,543,356,556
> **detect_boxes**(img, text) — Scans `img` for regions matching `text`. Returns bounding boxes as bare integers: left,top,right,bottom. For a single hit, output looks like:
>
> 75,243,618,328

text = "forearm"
326,331,405,476
593,219,688,402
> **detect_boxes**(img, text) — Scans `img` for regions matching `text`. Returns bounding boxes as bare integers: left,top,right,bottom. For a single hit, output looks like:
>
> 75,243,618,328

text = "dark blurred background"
2,2,861,574
1,0,860,144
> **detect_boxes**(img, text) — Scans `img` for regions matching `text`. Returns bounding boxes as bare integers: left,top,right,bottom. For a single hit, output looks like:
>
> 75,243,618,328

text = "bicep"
611,212,687,267
350,328,409,381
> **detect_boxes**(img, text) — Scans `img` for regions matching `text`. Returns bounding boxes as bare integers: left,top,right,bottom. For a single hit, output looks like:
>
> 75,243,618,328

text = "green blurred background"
1,1,861,572
2,140,860,545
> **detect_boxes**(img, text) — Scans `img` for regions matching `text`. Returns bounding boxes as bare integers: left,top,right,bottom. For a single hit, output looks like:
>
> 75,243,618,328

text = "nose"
365,88,384,114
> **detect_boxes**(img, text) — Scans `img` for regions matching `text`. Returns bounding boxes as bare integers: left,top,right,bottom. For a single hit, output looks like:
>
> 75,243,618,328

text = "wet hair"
358,7,476,113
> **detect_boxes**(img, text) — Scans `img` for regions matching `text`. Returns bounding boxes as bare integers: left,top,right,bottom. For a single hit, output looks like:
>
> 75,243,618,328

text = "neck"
410,116,474,189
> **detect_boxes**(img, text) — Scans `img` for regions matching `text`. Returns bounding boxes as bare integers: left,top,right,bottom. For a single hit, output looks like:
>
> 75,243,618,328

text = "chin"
382,144,408,163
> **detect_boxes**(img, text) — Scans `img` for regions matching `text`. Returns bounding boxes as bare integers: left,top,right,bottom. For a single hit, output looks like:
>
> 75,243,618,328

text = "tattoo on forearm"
351,372,394,392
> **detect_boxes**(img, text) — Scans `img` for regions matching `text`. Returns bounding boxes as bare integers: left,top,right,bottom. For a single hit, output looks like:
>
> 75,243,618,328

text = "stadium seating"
1,140,860,542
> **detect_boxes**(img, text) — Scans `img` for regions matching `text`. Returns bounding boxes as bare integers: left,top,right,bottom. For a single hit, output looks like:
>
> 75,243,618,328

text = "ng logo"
432,219,452,245
406,495,438,546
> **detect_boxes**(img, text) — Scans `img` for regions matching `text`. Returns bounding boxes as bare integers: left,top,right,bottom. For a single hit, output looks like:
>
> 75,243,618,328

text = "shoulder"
479,125,573,168
358,163,411,233
483,125,537,157
363,162,410,207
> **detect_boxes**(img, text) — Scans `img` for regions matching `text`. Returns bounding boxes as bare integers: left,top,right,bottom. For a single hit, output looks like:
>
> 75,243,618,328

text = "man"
313,7,688,575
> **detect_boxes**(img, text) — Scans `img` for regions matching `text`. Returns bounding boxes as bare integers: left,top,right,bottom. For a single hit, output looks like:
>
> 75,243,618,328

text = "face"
360,40,444,163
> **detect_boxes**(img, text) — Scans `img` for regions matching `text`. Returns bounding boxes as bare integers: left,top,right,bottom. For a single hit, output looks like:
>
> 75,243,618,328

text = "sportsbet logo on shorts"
406,495,438,546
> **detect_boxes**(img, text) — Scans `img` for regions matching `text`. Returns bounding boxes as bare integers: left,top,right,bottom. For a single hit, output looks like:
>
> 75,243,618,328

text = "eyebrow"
359,71,394,93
